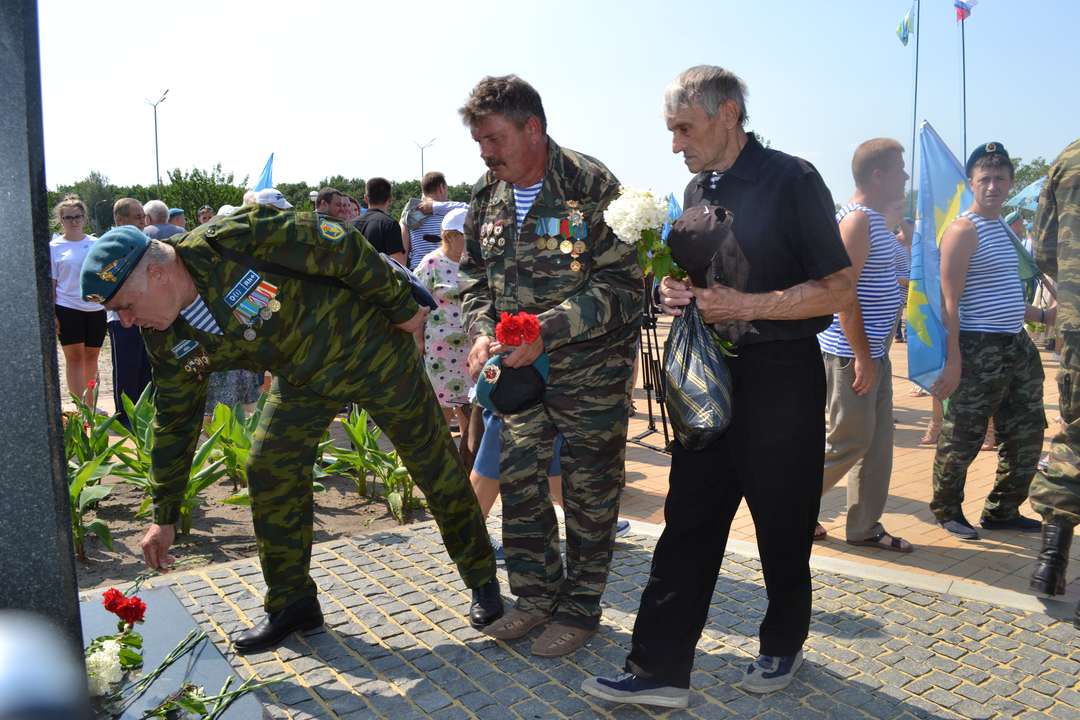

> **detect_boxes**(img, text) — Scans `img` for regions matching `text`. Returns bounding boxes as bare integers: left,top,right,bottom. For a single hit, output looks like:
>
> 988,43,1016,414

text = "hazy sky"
38,0,1077,203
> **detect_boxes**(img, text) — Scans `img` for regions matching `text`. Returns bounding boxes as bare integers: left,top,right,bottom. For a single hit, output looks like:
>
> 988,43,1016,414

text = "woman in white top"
50,194,106,405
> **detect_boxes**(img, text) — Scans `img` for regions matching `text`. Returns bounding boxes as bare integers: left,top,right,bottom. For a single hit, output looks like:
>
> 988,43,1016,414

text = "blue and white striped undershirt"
957,210,1025,334
512,180,544,231
818,203,901,359
894,237,911,311
180,295,223,335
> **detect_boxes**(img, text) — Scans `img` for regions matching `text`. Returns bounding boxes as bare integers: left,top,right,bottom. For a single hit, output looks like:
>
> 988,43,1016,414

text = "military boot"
233,596,323,654
1030,518,1073,596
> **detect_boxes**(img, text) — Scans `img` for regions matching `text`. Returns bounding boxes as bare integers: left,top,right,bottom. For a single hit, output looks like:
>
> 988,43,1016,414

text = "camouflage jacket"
143,207,419,524
459,138,643,380
1034,138,1080,332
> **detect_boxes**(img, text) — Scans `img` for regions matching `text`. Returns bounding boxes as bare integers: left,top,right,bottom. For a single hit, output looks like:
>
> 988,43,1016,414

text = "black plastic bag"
663,300,733,450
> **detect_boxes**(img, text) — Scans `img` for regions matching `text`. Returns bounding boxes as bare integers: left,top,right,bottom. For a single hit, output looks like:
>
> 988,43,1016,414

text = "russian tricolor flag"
954,0,976,22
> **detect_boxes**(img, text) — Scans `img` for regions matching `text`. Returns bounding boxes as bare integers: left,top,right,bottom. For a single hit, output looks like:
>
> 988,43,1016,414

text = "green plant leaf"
221,489,251,506
78,483,112,513
84,519,113,550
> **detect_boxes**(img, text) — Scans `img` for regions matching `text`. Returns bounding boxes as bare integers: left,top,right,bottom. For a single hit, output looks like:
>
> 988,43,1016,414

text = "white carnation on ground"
604,188,669,245
86,639,124,697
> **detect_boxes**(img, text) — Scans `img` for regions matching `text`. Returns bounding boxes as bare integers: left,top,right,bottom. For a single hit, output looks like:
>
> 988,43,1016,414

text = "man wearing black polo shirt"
583,65,854,707
353,177,405,265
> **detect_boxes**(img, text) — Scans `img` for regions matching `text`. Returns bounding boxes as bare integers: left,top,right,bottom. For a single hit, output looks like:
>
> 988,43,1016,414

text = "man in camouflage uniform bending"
1028,138,1080,628
79,209,502,653
458,74,643,656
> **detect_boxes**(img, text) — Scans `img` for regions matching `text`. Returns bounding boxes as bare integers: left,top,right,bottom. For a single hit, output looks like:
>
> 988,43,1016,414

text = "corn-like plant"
64,380,125,466
206,395,266,490
69,455,114,561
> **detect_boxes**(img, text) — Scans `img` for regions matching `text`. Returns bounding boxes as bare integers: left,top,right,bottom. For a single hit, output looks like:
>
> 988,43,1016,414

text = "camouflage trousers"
931,331,1046,523
499,343,634,630
1029,331,1080,526
248,363,495,613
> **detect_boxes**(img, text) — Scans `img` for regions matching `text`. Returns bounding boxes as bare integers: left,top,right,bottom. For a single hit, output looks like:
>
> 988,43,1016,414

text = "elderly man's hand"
394,307,429,335
691,285,752,323
468,336,493,380
140,523,176,571
493,335,544,368
417,198,434,215
658,276,693,317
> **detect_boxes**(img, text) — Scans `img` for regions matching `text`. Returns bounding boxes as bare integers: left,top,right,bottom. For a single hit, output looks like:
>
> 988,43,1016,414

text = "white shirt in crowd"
49,235,103,313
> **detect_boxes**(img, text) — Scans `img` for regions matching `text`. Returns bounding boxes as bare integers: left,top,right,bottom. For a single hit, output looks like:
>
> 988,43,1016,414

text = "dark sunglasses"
61,214,85,221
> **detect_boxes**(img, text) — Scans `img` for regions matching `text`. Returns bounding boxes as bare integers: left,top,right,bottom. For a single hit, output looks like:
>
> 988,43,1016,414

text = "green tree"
317,176,366,203
1010,156,1049,197
276,181,316,211
158,165,247,221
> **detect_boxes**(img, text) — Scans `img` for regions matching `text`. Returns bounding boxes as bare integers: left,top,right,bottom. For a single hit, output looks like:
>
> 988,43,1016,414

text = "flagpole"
908,0,920,215
961,16,967,158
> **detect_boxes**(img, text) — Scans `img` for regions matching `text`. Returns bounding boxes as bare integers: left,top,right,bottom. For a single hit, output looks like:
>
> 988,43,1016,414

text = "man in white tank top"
931,142,1052,540
817,139,910,553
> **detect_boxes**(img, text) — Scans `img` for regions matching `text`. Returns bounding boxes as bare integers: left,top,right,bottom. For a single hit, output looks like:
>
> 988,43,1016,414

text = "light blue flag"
907,121,971,391
253,153,274,191
660,192,682,242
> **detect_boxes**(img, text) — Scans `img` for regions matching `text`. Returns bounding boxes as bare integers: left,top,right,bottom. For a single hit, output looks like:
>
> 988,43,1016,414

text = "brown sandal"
481,608,549,641
847,530,913,553
813,523,828,541
530,622,596,657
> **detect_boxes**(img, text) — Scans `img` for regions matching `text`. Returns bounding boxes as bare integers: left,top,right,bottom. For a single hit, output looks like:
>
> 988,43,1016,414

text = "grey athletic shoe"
940,517,980,541
739,650,803,694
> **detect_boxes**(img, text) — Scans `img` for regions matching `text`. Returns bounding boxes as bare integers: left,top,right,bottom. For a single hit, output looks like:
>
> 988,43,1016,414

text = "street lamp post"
145,89,169,190
413,137,436,179
309,190,319,211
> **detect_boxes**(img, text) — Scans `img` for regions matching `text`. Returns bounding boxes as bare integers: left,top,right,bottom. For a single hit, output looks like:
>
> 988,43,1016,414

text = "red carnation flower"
102,588,125,614
519,314,540,344
86,379,97,390
115,596,147,625
495,312,523,346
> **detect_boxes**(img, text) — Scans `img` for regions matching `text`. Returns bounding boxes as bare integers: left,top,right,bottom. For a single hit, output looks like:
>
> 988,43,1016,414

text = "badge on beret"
985,142,997,152
85,293,106,303
96,259,120,283
319,219,346,243
482,364,501,384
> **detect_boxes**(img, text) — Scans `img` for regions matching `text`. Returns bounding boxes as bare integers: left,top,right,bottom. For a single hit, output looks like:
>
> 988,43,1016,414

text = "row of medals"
479,222,587,272
240,298,282,341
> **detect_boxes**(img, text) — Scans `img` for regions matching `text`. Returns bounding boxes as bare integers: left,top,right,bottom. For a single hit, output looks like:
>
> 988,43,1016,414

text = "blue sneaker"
581,673,689,709
739,650,803,693
490,537,505,565
615,519,631,537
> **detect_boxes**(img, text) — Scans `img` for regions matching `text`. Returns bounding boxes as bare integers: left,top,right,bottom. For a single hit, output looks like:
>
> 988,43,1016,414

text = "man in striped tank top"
405,172,469,270
817,139,910,553
931,142,1051,540
1028,138,1079,627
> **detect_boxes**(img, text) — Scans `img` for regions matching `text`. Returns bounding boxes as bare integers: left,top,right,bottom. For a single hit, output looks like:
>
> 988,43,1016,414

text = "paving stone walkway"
150,521,1079,720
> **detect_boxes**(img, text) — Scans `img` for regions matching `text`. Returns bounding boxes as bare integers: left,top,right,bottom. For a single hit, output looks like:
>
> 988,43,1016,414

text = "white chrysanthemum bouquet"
603,187,683,278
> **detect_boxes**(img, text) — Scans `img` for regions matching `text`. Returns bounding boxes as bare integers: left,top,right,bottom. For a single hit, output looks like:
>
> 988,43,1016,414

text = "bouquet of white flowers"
603,187,682,278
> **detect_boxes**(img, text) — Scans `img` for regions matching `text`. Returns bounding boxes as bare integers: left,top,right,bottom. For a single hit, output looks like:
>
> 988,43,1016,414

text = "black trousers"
625,337,825,688
107,321,152,429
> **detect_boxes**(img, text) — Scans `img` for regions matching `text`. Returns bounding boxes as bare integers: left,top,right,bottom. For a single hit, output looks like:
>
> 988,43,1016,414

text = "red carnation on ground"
102,588,125,614
87,379,97,390
102,587,147,625
115,595,147,625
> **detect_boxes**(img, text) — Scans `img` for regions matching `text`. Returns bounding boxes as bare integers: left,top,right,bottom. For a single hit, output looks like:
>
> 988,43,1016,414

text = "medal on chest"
480,219,506,254
225,270,281,341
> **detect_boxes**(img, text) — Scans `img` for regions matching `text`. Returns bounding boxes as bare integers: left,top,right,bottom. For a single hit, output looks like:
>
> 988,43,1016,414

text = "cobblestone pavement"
157,522,1080,720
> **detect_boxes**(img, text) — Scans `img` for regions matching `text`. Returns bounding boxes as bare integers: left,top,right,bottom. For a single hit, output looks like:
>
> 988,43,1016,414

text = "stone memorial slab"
81,586,268,718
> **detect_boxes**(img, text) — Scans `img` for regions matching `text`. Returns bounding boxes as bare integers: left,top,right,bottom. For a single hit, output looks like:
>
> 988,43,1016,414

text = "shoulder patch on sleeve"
319,219,346,243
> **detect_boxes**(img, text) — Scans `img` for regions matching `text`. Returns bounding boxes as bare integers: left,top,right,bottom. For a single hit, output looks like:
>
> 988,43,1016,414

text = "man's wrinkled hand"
692,285,751,324
658,276,692,317
394,307,429,335
468,336,493,380
495,335,545,368
140,523,176,571
418,198,434,215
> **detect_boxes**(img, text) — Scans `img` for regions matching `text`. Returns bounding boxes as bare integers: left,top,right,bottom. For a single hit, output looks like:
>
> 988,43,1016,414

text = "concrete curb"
624,516,1077,623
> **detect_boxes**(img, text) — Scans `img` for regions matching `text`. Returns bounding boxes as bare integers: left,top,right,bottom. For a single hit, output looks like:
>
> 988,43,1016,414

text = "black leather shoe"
1030,519,1073,596
980,514,1042,532
233,596,323,654
469,577,504,629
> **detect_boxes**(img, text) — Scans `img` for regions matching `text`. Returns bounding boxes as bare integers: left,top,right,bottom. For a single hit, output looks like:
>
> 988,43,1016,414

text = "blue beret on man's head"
965,141,1011,177
168,207,185,218
80,225,150,303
